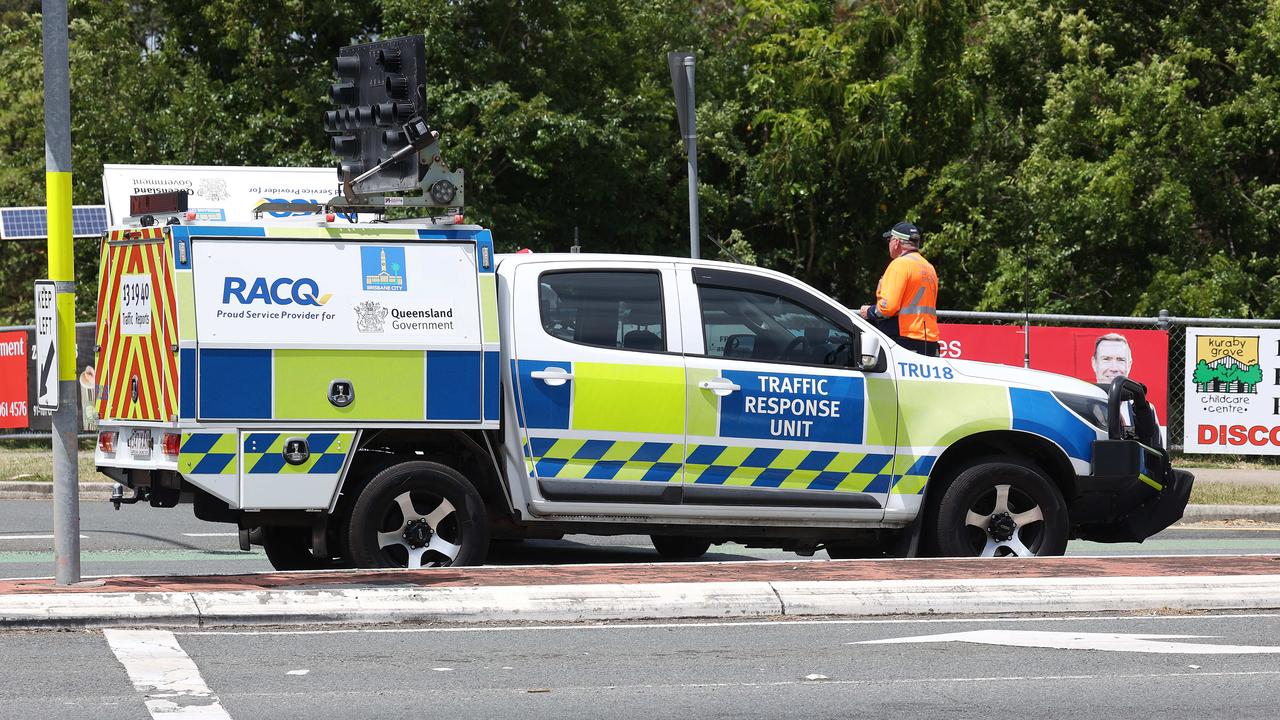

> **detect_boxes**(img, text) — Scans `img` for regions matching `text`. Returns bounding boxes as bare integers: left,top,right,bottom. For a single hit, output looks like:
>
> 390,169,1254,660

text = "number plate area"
128,429,152,459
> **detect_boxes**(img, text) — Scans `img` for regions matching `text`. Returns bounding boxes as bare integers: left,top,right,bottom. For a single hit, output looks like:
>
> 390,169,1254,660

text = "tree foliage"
0,0,1278,324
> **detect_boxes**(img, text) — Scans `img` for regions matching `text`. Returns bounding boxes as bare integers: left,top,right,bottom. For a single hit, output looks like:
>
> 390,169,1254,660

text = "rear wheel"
348,460,489,569
932,460,1068,557
261,526,335,571
650,535,712,560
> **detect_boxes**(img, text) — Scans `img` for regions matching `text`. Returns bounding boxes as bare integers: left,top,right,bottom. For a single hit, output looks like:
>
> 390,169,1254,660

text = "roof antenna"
1022,226,1031,368
571,226,581,253
707,234,743,264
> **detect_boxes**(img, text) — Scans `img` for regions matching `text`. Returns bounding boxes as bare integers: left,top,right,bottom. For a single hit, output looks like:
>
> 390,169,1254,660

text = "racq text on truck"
91,207,1191,569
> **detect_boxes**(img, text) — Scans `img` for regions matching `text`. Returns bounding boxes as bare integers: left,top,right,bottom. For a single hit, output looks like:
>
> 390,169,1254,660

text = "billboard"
0,330,28,428
102,164,347,225
1182,327,1280,454
939,324,1169,424
1,324,99,434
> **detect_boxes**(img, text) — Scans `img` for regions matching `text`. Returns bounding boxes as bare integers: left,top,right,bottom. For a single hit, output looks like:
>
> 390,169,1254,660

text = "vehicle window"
539,271,666,352
698,285,852,366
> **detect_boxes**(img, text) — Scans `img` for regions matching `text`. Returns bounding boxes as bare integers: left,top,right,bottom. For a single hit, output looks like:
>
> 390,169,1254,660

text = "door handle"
698,378,741,397
530,367,574,387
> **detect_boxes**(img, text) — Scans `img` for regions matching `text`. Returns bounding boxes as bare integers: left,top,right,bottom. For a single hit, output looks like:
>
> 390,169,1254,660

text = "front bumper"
1069,377,1194,543
1070,453,1194,543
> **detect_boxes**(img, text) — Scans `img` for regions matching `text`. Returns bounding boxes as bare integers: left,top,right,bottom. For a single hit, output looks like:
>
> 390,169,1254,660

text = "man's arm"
872,259,909,319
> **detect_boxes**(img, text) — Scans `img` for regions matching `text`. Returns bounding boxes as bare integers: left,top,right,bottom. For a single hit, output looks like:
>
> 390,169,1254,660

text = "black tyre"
348,461,489,569
932,459,1068,557
650,535,712,560
825,543,863,560
261,526,334,571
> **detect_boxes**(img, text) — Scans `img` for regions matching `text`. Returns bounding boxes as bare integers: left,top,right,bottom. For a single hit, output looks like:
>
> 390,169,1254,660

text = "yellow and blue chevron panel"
684,444,907,493
241,432,355,475
527,437,684,482
179,432,238,475
526,437,939,495
889,454,938,495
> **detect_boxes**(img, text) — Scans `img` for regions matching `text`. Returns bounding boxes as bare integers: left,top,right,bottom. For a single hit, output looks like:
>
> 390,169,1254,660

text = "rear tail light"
98,431,118,454
162,432,181,458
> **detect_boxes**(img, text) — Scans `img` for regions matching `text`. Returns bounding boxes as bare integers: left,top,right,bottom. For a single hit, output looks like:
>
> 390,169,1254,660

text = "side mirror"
857,333,884,372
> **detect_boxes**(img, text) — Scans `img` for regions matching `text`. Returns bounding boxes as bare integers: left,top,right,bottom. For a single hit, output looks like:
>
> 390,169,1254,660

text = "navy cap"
882,221,922,244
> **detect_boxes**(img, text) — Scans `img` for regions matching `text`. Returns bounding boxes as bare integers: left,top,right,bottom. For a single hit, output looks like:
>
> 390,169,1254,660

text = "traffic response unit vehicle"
92,209,1194,569
92,33,1191,568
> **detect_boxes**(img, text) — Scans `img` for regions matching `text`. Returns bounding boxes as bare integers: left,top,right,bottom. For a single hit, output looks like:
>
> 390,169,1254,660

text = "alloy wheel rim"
961,483,1046,557
375,490,464,568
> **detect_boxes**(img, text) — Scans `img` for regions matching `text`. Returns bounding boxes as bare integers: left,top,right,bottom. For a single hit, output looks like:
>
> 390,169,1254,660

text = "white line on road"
539,669,1280,692
104,628,233,719
182,612,1280,636
854,629,1280,654
0,534,87,540
181,533,239,537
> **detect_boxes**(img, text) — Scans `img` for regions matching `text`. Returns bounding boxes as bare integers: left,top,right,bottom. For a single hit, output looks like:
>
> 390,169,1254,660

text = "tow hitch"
109,483,148,510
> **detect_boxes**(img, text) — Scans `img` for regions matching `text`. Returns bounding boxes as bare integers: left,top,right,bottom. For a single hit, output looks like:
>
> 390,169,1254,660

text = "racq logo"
222,277,333,306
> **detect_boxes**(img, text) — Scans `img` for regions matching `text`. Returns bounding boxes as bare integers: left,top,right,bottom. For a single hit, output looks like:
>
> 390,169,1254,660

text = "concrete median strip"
3,574,1280,630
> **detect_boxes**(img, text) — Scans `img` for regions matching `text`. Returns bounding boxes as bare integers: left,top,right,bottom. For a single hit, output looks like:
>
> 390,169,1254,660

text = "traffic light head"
324,35,427,195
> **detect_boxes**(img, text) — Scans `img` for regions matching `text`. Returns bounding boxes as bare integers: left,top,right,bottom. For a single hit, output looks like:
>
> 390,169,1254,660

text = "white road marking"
104,628,233,719
534,670,1280,691
856,630,1280,654
182,612,1280,636
0,534,87,540
181,533,239,538
286,669,309,676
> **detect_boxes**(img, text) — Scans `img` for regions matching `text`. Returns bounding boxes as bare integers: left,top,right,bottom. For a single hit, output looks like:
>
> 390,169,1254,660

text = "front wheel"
650,535,712,560
932,460,1068,557
348,461,490,569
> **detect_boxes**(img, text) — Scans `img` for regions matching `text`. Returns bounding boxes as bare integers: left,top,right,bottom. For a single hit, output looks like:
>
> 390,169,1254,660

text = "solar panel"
72,206,108,236
0,205,108,240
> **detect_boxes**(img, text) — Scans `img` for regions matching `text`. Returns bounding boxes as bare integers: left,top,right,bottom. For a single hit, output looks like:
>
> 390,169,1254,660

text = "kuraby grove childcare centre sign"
1182,328,1279,453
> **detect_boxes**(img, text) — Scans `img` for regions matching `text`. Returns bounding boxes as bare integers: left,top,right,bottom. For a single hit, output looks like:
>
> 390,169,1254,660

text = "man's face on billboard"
1092,339,1132,383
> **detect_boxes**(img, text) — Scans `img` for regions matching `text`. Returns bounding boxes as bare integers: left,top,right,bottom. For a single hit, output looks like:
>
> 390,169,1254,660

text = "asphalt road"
3,612,1280,719
0,499,1278,579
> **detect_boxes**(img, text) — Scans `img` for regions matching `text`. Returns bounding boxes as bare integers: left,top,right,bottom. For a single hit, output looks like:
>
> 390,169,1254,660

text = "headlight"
1053,391,1109,431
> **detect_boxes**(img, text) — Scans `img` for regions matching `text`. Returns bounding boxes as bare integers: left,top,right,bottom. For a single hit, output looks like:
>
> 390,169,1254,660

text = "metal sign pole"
668,52,700,260
43,0,80,585
683,56,700,260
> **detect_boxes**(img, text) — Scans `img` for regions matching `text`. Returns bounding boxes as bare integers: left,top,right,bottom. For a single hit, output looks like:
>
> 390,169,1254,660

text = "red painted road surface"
2,555,1277,596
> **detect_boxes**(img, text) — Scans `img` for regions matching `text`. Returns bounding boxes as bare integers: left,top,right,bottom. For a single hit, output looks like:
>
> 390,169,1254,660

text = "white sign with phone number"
120,274,153,336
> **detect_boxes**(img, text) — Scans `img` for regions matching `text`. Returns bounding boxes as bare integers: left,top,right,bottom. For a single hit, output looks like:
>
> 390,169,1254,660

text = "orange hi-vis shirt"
875,251,939,342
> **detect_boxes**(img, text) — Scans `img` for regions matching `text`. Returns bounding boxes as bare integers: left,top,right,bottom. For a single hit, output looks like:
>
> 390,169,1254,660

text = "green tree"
1191,359,1214,387
1240,363,1263,388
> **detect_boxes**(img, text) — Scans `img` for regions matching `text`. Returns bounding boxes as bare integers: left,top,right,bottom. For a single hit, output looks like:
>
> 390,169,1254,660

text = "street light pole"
43,0,81,585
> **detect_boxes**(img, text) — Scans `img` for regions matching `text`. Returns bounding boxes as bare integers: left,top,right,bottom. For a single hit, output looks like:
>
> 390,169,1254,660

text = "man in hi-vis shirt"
859,221,940,357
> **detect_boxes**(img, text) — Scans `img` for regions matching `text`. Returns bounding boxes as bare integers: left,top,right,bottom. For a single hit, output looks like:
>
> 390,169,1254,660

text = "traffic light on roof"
324,35,427,195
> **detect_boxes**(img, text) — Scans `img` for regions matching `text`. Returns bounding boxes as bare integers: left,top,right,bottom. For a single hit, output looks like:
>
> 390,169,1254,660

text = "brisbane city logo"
361,246,407,292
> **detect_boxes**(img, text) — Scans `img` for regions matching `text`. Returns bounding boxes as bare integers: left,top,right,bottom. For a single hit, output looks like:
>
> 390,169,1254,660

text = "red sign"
0,330,29,428
939,324,1169,423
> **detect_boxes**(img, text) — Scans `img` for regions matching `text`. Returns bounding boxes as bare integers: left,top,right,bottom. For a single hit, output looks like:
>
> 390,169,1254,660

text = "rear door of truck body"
95,227,180,470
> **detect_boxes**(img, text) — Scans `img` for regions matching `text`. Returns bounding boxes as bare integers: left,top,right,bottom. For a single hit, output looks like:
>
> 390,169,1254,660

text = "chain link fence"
6,315,1280,458
939,310,1280,455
